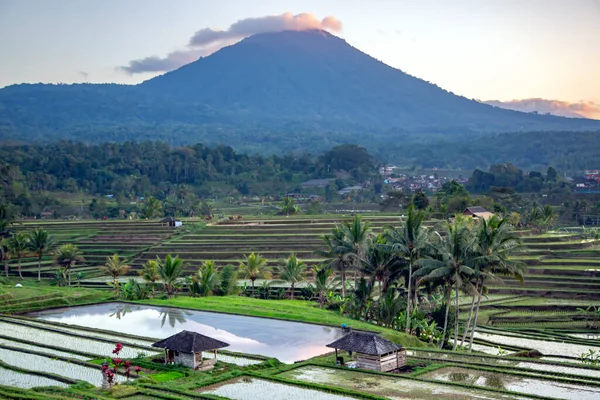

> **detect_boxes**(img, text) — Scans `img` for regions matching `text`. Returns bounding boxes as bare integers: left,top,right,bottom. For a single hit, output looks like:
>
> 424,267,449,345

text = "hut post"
164,349,168,364
335,348,338,365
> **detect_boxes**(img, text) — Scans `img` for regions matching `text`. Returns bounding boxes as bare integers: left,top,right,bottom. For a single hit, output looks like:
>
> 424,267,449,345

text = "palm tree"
1,239,11,278
416,218,477,349
317,215,371,297
359,234,402,293
316,227,353,298
157,254,185,298
189,260,220,297
27,228,54,281
139,259,161,297
280,197,300,216
103,254,131,294
277,253,306,299
308,265,338,307
385,204,429,334
239,253,270,293
141,196,163,219
54,244,85,286
8,233,29,280
467,215,525,351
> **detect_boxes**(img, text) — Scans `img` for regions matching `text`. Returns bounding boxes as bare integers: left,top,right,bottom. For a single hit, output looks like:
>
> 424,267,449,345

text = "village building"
326,331,406,372
463,206,494,221
152,330,229,370
160,216,183,228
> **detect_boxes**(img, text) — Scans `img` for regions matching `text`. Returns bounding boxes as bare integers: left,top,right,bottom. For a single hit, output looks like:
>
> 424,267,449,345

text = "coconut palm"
27,228,54,281
157,254,185,299
139,259,161,297
8,233,29,280
385,204,429,334
277,253,306,299
141,196,163,219
279,197,300,216
340,214,372,266
54,244,85,286
316,226,354,298
359,234,403,293
467,215,525,351
416,218,477,349
189,260,220,297
103,254,131,294
239,252,270,292
308,265,338,307
1,239,10,278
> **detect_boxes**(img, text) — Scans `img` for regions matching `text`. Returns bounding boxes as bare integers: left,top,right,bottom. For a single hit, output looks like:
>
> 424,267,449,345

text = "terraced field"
10,220,175,279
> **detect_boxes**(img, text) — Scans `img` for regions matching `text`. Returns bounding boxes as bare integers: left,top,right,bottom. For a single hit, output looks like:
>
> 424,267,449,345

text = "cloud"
120,12,342,75
483,98,600,119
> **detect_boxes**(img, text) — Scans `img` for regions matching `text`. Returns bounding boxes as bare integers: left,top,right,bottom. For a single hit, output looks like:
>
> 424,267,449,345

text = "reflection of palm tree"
109,304,137,320
159,308,192,328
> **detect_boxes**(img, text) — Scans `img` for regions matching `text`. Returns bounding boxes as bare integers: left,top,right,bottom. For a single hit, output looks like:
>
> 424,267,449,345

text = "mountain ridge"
0,29,598,156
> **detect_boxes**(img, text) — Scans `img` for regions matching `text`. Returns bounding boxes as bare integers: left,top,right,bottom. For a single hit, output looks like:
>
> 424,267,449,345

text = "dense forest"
0,142,376,217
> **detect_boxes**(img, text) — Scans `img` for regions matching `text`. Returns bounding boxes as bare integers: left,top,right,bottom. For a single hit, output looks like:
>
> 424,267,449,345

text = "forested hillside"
1,30,598,161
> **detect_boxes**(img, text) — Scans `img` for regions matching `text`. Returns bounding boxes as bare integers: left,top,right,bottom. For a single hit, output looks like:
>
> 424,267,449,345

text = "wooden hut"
326,331,406,372
151,330,229,370
463,206,494,221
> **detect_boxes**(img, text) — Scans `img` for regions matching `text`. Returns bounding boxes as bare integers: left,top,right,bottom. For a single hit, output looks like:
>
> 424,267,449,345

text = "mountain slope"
0,29,598,152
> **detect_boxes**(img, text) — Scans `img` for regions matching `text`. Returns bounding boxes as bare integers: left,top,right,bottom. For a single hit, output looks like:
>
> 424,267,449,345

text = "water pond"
421,366,600,400
201,377,356,400
0,366,69,389
280,366,525,400
29,302,344,363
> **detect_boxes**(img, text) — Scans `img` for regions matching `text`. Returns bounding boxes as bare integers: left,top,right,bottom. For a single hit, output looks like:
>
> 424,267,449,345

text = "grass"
137,296,426,348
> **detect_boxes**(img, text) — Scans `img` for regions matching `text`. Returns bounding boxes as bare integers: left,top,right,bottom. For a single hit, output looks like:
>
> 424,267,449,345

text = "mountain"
0,29,598,157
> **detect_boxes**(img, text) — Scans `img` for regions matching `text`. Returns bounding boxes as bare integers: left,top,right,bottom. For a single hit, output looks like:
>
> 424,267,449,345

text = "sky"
1,0,599,118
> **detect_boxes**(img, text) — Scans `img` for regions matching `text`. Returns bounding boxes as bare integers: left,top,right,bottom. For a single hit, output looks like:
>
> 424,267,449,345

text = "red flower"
135,366,141,372
124,360,131,368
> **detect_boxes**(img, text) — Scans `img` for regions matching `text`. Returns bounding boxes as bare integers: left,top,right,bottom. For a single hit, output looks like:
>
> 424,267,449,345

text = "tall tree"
102,254,131,294
316,226,353,297
141,196,163,219
308,265,338,307
277,253,306,299
239,253,270,292
139,259,161,297
416,218,476,349
54,244,85,286
8,233,29,280
27,228,54,281
1,239,10,278
467,216,525,351
189,260,220,297
157,255,185,299
359,234,402,293
385,204,428,334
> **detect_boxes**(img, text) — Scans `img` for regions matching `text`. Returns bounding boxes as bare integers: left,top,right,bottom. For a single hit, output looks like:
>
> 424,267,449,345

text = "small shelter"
160,217,182,228
326,331,406,372
463,206,494,221
152,330,229,370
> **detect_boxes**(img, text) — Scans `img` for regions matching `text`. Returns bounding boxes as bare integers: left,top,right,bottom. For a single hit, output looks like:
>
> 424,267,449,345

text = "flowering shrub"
102,343,141,388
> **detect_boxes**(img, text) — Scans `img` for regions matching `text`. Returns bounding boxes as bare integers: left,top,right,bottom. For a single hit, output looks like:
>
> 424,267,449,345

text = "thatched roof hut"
152,330,229,370
326,331,406,372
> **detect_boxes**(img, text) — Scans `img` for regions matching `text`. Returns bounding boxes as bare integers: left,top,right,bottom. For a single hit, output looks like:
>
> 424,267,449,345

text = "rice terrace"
0,210,599,400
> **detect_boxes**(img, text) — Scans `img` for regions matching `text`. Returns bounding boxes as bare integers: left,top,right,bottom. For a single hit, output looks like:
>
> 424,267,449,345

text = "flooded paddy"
201,377,356,400
0,367,69,389
421,366,600,400
0,347,126,386
472,331,600,358
279,365,523,400
29,302,344,363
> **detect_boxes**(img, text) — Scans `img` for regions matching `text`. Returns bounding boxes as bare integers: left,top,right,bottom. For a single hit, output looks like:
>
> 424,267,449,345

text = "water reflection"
29,302,344,363
159,309,192,328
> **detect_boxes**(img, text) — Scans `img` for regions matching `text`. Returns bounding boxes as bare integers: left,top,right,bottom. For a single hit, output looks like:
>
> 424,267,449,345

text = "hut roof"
160,217,178,222
152,330,229,353
464,206,488,214
326,331,402,355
